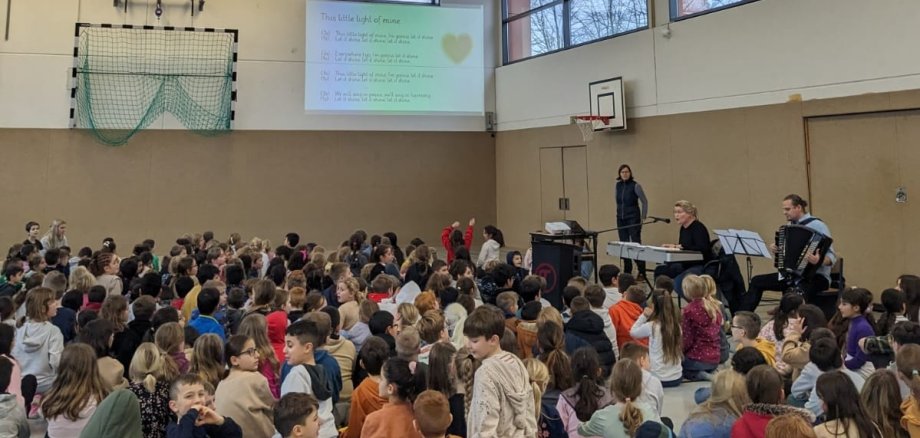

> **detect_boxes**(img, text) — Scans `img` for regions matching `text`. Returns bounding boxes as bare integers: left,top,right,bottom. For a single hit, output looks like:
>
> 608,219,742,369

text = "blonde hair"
248,237,264,253
683,274,721,323
24,287,55,323
338,277,363,303
610,359,644,436
566,276,588,293
190,334,225,390
524,358,548,421
536,306,564,330
360,263,375,282
397,303,420,330
129,342,180,393
154,322,184,354
482,259,501,273
690,370,749,420
42,219,67,249
674,200,698,217
417,310,446,344
68,266,95,293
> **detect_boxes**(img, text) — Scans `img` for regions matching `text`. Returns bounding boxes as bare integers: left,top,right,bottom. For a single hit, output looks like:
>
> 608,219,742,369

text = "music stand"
714,229,772,284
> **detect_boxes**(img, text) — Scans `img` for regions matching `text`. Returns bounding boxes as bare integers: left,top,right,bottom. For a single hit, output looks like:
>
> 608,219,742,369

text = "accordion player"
774,224,834,286
736,194,837,314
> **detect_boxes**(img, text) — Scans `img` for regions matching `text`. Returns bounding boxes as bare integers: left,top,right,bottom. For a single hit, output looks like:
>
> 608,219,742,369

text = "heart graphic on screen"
442,33,472,64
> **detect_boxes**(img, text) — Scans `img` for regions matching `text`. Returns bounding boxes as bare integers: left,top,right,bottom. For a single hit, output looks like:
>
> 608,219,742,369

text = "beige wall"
497,90,920,292
0,129,496,253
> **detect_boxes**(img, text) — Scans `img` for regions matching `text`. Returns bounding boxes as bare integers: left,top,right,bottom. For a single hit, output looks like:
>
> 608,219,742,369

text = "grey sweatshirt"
13,320,64,393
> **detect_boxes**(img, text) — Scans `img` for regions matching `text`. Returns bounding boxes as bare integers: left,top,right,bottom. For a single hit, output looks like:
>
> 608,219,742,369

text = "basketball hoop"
570,115,610,142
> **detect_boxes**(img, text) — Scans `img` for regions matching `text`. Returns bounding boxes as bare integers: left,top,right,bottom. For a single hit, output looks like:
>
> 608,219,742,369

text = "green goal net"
70,23,238,146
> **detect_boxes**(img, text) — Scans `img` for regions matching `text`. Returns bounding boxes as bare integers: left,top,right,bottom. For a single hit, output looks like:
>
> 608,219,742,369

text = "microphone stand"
595,218,665,235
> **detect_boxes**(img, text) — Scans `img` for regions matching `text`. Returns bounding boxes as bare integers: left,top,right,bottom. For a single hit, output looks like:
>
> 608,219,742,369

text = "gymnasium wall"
497,89,920,293
0,1,498,251
0,128,497,253
496,0,920,130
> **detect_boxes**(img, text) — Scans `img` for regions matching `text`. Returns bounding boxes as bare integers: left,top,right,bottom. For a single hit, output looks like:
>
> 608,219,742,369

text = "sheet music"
733,229,772,259
715,230,738,254
714,229,771,259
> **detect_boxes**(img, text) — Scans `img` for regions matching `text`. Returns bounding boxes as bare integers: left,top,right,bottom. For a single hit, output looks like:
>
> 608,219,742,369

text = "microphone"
649,216,671,224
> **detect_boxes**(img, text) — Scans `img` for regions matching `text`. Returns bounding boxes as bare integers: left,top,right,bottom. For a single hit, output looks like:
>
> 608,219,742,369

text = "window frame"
669,0,758,21
502,0,649,65
332,0,440,5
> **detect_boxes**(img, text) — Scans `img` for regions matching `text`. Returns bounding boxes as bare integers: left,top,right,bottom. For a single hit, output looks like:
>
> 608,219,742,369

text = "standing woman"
615,165,648,279
40,220,69,251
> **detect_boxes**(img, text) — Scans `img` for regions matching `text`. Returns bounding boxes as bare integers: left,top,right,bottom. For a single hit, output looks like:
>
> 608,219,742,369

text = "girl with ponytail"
681,274,723,381
405,245,432,289
361,357,427,437
477,225,504,268
524,358,568,438
537,320,574,406
128,342,179,438
579,358,661,437
337,277,364,334
558,347,614,438
454,346,479,428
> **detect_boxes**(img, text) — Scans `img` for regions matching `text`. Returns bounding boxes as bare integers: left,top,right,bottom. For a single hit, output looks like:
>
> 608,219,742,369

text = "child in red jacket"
441,219,474,264
608,285,648,352
731,365,814,438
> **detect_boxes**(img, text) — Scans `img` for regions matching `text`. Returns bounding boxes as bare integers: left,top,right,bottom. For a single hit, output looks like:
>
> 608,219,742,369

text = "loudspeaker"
485,111,496,132
532,241,577,310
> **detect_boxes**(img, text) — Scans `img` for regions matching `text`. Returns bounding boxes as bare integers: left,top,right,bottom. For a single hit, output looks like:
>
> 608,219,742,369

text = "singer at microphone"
614,164,649,279
654,200,713,300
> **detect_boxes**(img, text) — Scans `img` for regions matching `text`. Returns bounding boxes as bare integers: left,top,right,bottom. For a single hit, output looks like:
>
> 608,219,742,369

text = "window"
670,0,756,20
346,0,439,5
503,0,648,64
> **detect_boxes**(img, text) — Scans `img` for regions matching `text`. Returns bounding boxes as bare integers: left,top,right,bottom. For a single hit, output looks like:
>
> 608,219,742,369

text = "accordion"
774,224,833,280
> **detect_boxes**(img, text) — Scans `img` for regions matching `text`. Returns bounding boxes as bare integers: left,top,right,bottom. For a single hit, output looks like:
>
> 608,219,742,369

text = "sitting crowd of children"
2,220,920,438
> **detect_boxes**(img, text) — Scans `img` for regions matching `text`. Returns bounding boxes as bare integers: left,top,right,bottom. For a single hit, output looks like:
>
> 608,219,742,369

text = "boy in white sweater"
585,285,619,354
599,265,622,309
463,306,537,438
